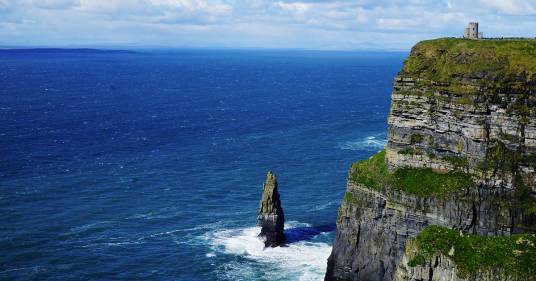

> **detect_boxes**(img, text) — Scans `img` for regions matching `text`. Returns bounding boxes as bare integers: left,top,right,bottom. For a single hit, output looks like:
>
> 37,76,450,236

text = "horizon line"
0,44,411,53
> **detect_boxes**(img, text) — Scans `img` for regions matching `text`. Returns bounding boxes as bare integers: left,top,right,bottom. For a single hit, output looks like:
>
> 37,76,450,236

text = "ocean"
0,49,405,280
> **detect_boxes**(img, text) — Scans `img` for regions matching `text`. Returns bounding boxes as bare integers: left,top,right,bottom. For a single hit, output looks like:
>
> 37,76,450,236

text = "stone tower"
464,22,482,39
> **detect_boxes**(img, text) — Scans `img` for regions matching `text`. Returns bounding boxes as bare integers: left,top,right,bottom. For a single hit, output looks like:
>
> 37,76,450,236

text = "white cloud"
479,0,536,15
275,1,311,13
376,18,421,30
0,0,9,8
0,0,534,49
73,0,232,23
32,0,80,9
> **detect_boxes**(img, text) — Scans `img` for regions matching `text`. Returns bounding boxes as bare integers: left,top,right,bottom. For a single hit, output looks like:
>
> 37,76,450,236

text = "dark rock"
258,171,285,247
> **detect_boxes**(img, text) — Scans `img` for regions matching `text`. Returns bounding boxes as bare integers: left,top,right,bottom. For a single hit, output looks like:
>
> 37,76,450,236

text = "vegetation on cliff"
402,38,536,91
393,168,473,197
349,150,474,197
349,150,390,191
409,225,536,278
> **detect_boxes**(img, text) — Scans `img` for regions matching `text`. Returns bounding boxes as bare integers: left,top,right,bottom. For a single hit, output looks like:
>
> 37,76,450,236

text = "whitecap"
338,135,387,151
66,221,111,235
309,200,339,212
207,222,332,281
104,241,144,247
126,212,155,219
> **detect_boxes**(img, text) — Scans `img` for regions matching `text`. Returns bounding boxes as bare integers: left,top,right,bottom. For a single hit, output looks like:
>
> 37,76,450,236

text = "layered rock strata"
325,38,536,281
258,171,285,247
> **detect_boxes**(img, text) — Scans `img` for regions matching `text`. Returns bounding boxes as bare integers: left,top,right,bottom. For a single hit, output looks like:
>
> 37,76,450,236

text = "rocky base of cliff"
325,176,535,281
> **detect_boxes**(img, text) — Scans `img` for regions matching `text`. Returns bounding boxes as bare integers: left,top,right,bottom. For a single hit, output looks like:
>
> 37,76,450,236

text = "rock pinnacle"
258,171,285,247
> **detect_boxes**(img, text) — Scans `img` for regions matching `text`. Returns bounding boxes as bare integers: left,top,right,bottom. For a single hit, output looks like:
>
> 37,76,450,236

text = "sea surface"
0,49,405,280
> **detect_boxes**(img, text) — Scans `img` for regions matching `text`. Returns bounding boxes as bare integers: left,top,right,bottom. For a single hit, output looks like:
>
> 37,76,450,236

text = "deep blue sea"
0,49,404,280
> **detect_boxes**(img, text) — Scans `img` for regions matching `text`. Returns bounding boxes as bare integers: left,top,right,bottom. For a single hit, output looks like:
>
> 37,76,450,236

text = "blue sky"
0,0,535,50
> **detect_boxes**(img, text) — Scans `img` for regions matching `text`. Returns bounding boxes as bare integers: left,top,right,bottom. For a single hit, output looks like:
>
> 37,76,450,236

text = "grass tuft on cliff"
409,225,536,278
349,150,474,197
349,150,390,191
393,168,473,197
402,38,536,94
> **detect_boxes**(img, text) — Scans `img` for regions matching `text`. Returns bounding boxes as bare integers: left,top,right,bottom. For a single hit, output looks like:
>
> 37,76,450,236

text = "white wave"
66,221,111,235
284,221,311,228
309,200,339,212
207,222,332,281
338,135,387,151
126,212,155,219
104,241,144,247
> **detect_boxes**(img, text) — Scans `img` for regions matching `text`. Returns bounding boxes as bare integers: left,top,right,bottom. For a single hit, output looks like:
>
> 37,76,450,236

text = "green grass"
522,153,536,169
514,177,536,216
410,134,424,144
479,140,517,172
397,147,423,155
410,225,536,278
407,254,426,267
455,96,472,105
402,38,536,94
443,155,469,169
343,192,356,204
349,150,474,197
522,200,536,216
343,191,368,206
349,150,389,191
393,168,473,197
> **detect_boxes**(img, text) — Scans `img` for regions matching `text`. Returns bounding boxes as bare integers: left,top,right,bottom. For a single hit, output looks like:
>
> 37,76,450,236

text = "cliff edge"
326,38,536,281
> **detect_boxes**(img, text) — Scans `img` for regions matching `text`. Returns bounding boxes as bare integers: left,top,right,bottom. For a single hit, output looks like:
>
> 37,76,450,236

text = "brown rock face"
258,171,285,247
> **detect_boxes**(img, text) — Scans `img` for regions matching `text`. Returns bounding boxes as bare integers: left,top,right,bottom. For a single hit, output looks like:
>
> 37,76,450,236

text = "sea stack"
258,171,285,247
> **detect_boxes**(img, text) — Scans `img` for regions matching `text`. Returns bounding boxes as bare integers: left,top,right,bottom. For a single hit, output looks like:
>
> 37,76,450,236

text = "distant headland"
0,48,137,54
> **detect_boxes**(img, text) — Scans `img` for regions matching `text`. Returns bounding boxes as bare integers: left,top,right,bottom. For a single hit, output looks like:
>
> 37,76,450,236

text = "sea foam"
338,135,387,151
207,222,332,281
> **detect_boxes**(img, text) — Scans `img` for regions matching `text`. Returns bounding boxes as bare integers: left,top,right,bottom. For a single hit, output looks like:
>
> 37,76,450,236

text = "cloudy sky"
0,0,535,50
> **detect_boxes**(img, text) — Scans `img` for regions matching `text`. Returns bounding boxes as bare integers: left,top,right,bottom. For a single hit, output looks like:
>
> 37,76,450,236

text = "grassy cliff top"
410,225,536,278
401,38,536,84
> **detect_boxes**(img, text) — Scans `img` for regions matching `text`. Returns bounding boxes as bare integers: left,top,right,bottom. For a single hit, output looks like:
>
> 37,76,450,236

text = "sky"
0,0,535,50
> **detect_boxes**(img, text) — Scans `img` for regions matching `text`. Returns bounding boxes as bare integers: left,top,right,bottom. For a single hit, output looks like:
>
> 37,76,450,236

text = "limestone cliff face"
258,171,285,247
325,39,536,281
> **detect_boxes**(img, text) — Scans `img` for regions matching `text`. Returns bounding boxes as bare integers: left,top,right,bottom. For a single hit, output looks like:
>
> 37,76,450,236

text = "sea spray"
207,222,332,281
338,134,387,151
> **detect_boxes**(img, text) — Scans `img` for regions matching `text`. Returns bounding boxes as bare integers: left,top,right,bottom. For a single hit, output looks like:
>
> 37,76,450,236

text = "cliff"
326,38,536,281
